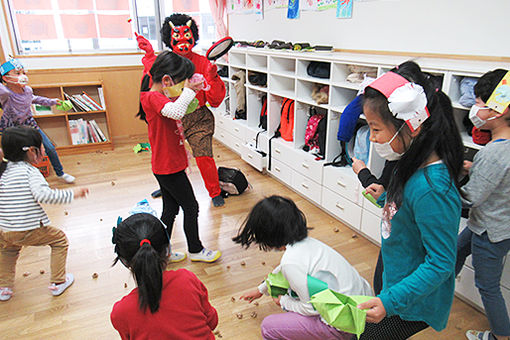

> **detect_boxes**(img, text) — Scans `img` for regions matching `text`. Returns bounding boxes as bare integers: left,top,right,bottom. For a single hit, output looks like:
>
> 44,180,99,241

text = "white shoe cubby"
211,47,510,316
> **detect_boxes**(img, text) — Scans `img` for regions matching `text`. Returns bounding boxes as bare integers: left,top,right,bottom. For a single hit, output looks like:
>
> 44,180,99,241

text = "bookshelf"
32,81,113,155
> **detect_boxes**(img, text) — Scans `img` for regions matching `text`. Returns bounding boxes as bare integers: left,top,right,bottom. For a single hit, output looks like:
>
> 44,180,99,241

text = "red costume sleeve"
189,52,226,108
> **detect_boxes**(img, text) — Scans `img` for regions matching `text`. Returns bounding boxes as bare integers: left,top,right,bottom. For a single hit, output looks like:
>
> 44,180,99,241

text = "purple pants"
261,312,352,340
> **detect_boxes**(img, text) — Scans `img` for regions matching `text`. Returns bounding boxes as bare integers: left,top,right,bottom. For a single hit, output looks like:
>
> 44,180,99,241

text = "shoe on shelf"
0,287,13,301
466,330,496,340
189,249,221,263
169,251,187,263
212,195,225,207
58,173,75,183
49,273,74,296
151,189,162,198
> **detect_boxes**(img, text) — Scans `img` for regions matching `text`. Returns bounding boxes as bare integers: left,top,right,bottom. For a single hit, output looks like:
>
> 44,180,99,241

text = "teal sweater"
378,163,461,331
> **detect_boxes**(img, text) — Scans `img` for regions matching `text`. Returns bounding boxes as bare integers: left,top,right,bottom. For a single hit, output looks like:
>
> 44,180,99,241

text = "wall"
229,0,510,58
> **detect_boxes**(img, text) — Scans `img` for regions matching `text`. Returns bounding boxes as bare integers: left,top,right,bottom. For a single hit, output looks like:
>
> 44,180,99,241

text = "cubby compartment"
246,71,268,90
229,51,246,67
325,109,342,161
269,74,295,99
36,115,69,146
296,79,329,108
329,86,357,112
63,84,105,112
246,88,267,128
268,94,289,136
331,62,377,90
296,59,330,84
294,101,327,152
448,73,479,109
269,56,296,77
247,54,268,72
421,69,446,92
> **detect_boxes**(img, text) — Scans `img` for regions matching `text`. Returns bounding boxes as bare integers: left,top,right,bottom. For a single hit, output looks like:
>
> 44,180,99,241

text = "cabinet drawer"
361,209,381,245
271,139,294,165
269,158,293,186
230,135,243,155
214,127,229,145
292,150,324,184
292,171,322,205
321,187,362,230
231,121,246,141
322,166,360,204
455,266,484,311
245,128,269,154
241,144,266,172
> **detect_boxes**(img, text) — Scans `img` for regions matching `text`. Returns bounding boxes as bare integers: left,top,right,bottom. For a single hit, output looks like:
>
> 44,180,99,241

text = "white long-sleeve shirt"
258,237,373,316
0,161,74,231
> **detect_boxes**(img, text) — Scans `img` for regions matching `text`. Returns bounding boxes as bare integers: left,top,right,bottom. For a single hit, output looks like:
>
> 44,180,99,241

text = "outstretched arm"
136,33,156,76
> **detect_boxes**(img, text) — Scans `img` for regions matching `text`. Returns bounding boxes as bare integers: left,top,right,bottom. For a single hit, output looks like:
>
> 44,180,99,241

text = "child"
138,51,220,263
455,69,510,340
355,61,464,339
0,126,88,301
0,59,75,183
233,195,373,340
110,213,218,339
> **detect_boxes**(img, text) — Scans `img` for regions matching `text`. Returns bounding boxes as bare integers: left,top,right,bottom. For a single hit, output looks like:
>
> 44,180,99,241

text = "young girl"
233,195,373,340
138,51,220,263
0,126,88,301
110,213,218,339
355,61,464,339
0,59,75,183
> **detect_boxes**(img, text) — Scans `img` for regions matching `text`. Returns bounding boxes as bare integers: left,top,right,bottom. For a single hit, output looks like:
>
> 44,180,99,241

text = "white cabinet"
213,47,510,315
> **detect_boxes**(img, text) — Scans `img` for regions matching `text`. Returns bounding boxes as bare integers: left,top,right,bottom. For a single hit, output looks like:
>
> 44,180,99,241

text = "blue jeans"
456,228,510,336
39,129,64,176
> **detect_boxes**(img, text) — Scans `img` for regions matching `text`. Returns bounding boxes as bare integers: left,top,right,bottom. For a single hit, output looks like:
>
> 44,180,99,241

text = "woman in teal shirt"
355,61,463,339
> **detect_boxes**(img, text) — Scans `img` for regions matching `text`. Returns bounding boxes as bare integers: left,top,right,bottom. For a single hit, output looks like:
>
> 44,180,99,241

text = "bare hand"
73,187,89,198
272,296,281,306
351,157,367,175
366,183,384,200
55,98,62,105
358,297,386,323
239,289,263,303
462,160,473,176
184,79,204,93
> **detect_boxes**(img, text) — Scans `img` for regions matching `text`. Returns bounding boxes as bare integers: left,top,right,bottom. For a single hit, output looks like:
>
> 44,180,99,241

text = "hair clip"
22,146,30,151
111,227,117,244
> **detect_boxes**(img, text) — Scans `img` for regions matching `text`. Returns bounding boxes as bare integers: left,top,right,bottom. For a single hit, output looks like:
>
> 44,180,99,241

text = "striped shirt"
0,161,74,232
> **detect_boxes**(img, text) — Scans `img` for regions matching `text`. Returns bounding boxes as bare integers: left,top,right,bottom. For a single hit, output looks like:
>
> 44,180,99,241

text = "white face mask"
373,124,405,161
469,105,496,128
5,74,28,85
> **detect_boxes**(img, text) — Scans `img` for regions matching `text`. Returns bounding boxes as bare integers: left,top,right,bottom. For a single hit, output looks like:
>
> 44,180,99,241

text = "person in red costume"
137,13,226,207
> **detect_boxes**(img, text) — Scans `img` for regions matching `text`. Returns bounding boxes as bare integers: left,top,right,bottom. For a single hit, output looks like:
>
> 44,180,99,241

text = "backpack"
259,95,267,130
279,98,294,142
304,107,325,152
218,167,249,195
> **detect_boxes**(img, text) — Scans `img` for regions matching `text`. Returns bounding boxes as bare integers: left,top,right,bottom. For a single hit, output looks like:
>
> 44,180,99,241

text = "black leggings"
354,315,428,340
154,171,203,253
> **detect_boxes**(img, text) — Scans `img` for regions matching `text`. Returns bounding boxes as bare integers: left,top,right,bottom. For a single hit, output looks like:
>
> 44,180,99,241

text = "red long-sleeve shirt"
111,269,218,340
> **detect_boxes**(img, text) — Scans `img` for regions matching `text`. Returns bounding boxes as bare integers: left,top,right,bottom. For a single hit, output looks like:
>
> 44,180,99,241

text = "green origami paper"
186,98,199,114
310,289,373,338
56,100,73,111
266,272,290,298
133,143,151,153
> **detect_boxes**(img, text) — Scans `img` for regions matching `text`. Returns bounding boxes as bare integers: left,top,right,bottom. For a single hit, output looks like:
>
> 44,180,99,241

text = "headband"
0,59,24,76
486,70,510,114
140,239,151,246
367,72,430,132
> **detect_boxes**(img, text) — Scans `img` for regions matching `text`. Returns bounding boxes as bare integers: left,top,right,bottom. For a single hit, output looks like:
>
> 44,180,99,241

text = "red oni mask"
170,20,195,56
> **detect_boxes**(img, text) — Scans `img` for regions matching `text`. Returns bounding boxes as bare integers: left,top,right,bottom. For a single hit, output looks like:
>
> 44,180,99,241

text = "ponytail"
112,213,169,313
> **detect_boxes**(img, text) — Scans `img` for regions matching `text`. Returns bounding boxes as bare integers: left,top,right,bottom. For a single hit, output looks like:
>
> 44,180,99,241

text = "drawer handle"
275,167,281,172
220,134,225,138
248,154,253,159
301,163,309,169
219,120,224,125
234,127,239,132
337,180,346,187
335,202,345,210
301,183,309,189
275,148,281,154
235,143,240,148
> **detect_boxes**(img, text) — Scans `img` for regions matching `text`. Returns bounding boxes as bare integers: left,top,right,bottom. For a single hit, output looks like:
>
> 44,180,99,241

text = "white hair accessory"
22,146,30,151
388,82,429,131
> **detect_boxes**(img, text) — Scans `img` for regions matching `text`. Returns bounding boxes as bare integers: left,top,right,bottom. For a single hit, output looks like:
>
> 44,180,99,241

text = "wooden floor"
0,137,488,339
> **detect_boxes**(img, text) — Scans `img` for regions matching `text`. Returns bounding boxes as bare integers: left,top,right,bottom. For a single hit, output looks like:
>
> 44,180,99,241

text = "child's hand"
272,296,281,306
366,183,384,200
462,160,473,176
136,33,154,54
73,187,89,198
54,98,62,105
239,289,263,303
351,157,367,174
184,79,204,93
357,297,386,323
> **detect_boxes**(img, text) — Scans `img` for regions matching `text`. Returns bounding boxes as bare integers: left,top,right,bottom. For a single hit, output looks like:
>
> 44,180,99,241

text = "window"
5,0,214,55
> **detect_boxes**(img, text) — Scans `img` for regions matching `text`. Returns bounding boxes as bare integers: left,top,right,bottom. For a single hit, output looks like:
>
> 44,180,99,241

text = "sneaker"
466,330,495,340
189,248,222,263
58,173,75,183
0,287,13,301
169,251,187,263
48,273,74,296
212,195,225,207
